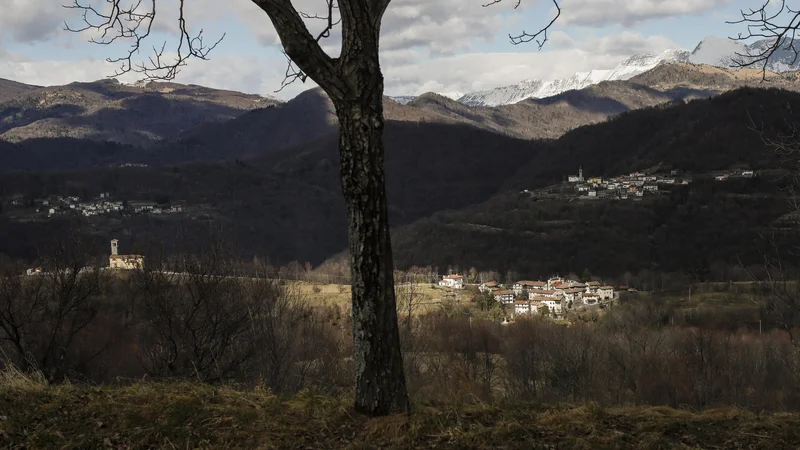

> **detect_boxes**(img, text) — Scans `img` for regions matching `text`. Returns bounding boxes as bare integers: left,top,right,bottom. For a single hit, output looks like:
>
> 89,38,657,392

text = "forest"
0,87,799,279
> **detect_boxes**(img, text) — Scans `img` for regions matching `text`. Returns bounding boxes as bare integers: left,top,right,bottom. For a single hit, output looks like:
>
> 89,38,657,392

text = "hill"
0,78,280,147
630,62,800,91
0,121,545,262
1,87,798,277
0,78,41,104
3,61,799,172
146,81,715,164
3,378,799,449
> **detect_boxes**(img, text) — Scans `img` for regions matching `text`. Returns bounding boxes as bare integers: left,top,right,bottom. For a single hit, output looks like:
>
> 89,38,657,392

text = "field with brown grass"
1,370,799,449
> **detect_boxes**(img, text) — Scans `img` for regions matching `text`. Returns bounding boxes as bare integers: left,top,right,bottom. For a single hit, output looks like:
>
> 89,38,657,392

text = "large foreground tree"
66,0,559,415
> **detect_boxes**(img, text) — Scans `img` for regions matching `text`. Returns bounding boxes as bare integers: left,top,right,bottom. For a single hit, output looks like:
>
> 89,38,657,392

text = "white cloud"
579,31,679,56
0,27,681,101
1,0,64,42
0,0,691,100
560,0,732,27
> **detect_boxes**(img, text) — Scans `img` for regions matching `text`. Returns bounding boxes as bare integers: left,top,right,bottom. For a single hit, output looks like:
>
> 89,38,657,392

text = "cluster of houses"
15,194,184,219
439,274,620,319
713,169,755,181
567,167,692,200
43,193,124,217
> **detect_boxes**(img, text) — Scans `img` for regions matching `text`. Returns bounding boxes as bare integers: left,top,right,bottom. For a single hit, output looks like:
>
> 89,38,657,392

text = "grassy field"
2,370,799,449
294,281,465,313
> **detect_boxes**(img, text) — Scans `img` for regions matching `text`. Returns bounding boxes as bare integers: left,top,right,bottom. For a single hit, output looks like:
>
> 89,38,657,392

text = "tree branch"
63,0,225,81
252,0,346,98
727,0,800,80
484,0,561,48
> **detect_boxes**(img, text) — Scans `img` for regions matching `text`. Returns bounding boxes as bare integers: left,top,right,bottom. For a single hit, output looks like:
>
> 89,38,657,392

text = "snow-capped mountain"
689,35,800,73
459,49,690,107
439,91,465,101
389,36,800,108
389,95,417,105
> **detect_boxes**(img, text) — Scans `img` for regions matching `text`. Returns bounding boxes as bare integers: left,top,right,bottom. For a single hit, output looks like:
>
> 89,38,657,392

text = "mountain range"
3,57,800,170
391,36,800,107
0,79,281,147
1,36,800,276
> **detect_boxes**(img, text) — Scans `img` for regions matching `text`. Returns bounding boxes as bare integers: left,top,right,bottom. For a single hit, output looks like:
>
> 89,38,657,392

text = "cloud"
1,0,64,42
579,32,679,56
0,27,682,102
560,0,732,27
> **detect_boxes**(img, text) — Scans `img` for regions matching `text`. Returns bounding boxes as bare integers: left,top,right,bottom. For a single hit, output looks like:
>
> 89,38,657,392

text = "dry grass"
295,281,455,314
2,366,800,449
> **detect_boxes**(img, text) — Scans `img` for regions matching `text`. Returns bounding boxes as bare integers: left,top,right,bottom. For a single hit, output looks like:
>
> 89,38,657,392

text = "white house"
582,294,600,306
479,281,499,293
597,286,615,300
439,274,464,289
494,290,516,304
514,300,533,316
562,288,585,302
540,298,563,318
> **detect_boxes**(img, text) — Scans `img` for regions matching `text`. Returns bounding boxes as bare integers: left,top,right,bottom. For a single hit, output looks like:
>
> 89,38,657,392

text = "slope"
0,120,545,263
390,87,800,278
0,78,41,104
0,78,280,147
158,81,711,164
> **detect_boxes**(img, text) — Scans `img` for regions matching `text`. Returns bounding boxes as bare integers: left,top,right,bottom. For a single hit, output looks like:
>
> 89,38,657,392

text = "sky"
0,0,765,100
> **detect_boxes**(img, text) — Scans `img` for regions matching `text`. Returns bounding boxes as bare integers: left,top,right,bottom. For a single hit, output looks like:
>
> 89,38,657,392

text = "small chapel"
109,239,145,270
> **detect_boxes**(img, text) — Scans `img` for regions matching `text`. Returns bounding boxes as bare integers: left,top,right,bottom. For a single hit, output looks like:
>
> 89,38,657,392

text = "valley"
5,9,800,442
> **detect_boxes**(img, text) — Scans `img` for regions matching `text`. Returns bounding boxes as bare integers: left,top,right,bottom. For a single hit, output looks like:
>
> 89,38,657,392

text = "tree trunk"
333,75,409,416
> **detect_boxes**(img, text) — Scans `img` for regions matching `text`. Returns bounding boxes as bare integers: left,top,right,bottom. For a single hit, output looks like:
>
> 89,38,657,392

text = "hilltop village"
525,167,756,200
439,274,622,320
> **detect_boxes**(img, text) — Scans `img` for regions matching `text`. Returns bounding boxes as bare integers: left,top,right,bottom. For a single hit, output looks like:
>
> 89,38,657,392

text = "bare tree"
728,0,800,78
0,232,108,381
66,0,561,415
741,106,800,343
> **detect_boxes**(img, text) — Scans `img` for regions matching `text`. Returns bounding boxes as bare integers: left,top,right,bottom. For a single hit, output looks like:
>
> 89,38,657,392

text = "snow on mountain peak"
460,49,685,107
391,36,799,109
439,91,465,101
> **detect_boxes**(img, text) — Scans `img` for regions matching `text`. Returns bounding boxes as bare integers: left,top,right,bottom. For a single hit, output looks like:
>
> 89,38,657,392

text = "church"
568,166,584,183
108,239,145,270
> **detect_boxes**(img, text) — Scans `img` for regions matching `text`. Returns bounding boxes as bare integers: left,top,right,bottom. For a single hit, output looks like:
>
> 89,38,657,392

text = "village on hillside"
524,166,756,201
439,273,625,320
4,192,183,219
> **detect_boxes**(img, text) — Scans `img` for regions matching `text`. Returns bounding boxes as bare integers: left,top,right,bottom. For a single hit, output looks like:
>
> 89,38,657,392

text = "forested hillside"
1,87,798,279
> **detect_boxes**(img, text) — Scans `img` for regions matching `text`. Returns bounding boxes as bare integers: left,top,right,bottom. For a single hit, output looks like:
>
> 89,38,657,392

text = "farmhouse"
439,274,464,289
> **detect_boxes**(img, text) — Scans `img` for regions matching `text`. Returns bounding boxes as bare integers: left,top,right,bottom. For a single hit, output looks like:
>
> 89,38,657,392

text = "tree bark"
255,0,408,416
333,80,410,416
